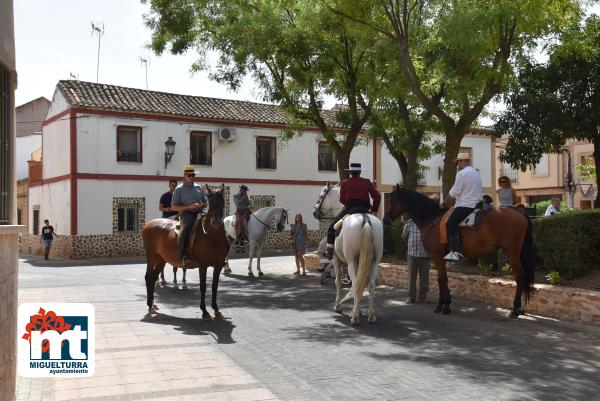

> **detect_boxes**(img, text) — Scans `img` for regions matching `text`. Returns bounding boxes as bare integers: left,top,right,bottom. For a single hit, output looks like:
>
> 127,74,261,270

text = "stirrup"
444,251,463,261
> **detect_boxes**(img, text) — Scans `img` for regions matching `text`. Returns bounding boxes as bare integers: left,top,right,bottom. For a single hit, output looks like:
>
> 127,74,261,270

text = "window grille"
117,126,142,163
190,131,212,165
117,202,140,232
318,142,337,171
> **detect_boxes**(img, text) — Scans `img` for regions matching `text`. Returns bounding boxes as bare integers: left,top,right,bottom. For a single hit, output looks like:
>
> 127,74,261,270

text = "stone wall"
377,262,600,325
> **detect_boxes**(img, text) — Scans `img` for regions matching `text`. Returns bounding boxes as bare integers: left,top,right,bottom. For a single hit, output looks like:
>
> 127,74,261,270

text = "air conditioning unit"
218,127,236,141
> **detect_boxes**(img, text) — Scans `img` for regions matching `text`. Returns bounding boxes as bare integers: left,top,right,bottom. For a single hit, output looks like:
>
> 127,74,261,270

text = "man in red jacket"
326,163,381,259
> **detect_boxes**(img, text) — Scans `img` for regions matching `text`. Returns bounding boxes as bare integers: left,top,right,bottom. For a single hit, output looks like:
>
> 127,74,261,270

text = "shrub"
532,209,600,279
383,222,407,260
501,264,512,275
545,271,561,285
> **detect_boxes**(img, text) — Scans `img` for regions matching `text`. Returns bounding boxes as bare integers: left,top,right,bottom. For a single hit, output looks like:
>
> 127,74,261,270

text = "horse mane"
393,187,444,220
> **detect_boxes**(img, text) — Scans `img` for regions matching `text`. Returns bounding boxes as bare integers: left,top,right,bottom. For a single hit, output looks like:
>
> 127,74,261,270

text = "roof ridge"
57,80,280,109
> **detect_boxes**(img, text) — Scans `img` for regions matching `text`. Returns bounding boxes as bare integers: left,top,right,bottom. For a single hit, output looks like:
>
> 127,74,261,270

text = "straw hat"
453,153,471,162
182,165,196,174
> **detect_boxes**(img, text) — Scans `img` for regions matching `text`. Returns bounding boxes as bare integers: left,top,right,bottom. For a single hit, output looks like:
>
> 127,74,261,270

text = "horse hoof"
161,280,166,286
214,310,225,319
248,272,254,277
224,268,232,274
442,306,451,315
434,305,443,313
351,317,360,326
173,280,177,284
258,272,265,277
509,311,520,319
202,312,213,320
334,307,342,314
368,315,377,324
182,280,186,284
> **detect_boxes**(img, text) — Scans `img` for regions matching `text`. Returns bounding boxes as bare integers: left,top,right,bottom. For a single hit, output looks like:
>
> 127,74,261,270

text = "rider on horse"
442,153,482,261
326,162,381,259
233,185,251,240
171,166,208,265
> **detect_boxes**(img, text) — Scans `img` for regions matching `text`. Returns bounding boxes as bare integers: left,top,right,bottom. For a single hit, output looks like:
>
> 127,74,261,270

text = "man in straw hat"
442,153,482,261
233,184,251,240
170,165,208,265
325,162,381,259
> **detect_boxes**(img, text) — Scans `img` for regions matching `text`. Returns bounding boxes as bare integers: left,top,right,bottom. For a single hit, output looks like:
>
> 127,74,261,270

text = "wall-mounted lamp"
164,136,176,169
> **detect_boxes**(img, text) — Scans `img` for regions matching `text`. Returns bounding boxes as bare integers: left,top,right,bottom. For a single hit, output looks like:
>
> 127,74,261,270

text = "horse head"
276,208,289,232
205,183,225,223
385,184,442,225
313,181,341,221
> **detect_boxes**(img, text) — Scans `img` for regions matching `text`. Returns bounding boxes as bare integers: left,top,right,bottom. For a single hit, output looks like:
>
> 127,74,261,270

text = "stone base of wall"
18,229,327,259
378,262,600,325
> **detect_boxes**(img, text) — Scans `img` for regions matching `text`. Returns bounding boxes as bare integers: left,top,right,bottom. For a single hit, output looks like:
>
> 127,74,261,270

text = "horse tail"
354,216,375,300
520,213,536,303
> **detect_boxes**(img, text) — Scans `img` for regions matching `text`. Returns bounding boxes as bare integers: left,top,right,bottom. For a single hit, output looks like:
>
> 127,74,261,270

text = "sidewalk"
17,258,283,401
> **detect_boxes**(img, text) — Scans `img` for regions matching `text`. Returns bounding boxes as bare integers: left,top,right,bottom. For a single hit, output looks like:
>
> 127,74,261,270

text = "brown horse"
384,185,536,318
141,184,230,319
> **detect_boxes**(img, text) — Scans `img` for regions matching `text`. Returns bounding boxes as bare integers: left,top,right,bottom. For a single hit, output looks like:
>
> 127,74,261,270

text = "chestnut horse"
384,185,536,318
141,184,230,319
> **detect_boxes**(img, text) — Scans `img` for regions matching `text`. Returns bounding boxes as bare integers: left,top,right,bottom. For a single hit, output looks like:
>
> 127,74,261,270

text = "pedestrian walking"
40,219,57,260
402,219,430,303
290,214,308,276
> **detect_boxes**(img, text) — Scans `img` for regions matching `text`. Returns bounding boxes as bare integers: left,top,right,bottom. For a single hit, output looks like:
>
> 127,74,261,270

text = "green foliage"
383,222,407,261
501,265,512,275
477,262,493,275
545,271,561,285
430,261,437,270
532,210,600,279
576,156,596,181
534,200,573,216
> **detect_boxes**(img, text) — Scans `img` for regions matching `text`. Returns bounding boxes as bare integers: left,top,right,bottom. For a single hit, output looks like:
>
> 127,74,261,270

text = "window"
190,131,212,165
318,142,337,171
250,195,275,211
533,154,548,176
117,126,142,163
32,208,40,235
117,203,141,232
256,137,276,169
112,197,145,234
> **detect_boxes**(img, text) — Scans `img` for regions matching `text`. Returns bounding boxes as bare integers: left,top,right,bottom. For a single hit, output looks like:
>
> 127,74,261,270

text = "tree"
143,0,388,180
496,16,600,207
331,0,581,195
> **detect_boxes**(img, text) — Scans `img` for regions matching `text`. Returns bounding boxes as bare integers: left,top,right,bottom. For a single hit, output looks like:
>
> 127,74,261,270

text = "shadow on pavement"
141,312,236,344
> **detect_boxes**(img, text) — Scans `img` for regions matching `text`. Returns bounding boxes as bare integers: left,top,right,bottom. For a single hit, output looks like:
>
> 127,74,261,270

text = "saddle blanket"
439,208,482,245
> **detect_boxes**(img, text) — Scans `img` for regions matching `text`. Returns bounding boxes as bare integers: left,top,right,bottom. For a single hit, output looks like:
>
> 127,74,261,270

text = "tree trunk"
405,150,419,190
442,133,462,197
336,147,351,181
593,137,600,209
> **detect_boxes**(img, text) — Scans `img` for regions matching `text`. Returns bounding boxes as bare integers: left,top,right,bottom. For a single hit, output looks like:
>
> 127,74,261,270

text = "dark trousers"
179,212,196,261
327,201,370,245
445,207,474,252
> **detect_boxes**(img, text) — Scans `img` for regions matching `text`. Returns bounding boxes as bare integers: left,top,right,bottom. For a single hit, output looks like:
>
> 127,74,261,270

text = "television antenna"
90,21,105,83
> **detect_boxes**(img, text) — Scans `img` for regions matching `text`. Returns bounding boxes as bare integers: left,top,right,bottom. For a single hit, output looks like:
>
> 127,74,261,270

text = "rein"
315,185,335,220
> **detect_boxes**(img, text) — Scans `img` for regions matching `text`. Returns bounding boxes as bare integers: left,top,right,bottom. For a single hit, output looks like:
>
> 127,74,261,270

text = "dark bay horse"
384,185,536,318
141,184,230,320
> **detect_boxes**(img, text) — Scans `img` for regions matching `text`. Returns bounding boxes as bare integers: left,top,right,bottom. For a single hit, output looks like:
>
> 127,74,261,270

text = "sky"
14,0,262,106
14,1,600,125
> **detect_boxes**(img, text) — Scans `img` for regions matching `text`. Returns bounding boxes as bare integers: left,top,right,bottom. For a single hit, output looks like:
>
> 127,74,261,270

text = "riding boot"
444,233,464,261
326,245,334,260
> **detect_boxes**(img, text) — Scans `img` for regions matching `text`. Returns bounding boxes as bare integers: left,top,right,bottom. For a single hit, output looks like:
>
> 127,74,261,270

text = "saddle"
439,208,484,245
175,212,206,250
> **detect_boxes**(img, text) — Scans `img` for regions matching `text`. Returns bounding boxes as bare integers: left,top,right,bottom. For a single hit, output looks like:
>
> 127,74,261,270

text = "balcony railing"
499,168,518,184
117,151,141,163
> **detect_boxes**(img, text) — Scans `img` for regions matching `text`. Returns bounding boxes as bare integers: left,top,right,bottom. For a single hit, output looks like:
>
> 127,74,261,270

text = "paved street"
16,254,600,401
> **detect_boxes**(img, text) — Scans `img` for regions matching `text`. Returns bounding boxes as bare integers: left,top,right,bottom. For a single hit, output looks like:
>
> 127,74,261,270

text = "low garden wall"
303,253,600,325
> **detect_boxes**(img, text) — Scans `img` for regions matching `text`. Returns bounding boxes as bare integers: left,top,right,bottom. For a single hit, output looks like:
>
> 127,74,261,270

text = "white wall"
42,118,70,178
46,90,69,119
41,181,70,235
75,114,374,182
380,134,493,189
15,134,41,180
28,186,41,235
77,179,330,234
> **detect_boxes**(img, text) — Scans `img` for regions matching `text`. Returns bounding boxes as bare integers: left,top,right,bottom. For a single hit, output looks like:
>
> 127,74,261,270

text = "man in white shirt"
544,196,561,216
442,153,483,260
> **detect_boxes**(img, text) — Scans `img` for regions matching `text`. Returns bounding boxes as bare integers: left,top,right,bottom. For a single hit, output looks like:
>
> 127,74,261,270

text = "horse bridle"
252,208,288,231
314,185,334,221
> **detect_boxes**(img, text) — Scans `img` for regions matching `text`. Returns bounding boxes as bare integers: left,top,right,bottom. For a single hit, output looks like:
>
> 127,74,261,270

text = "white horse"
313,182,383,325
223,206,289,277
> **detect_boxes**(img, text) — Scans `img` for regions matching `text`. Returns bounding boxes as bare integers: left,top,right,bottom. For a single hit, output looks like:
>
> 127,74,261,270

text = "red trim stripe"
70,110,78,235
42,109,71,127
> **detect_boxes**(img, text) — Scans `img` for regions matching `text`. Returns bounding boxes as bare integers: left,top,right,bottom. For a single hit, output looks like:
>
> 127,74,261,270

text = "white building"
25,80,493,258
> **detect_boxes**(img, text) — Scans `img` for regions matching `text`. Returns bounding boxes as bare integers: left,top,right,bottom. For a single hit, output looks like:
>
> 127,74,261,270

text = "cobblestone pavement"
16,254,600,401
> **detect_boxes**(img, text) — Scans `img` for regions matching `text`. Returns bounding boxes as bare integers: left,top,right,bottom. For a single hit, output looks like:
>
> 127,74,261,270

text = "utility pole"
90,22,104,83
139,57,149,89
